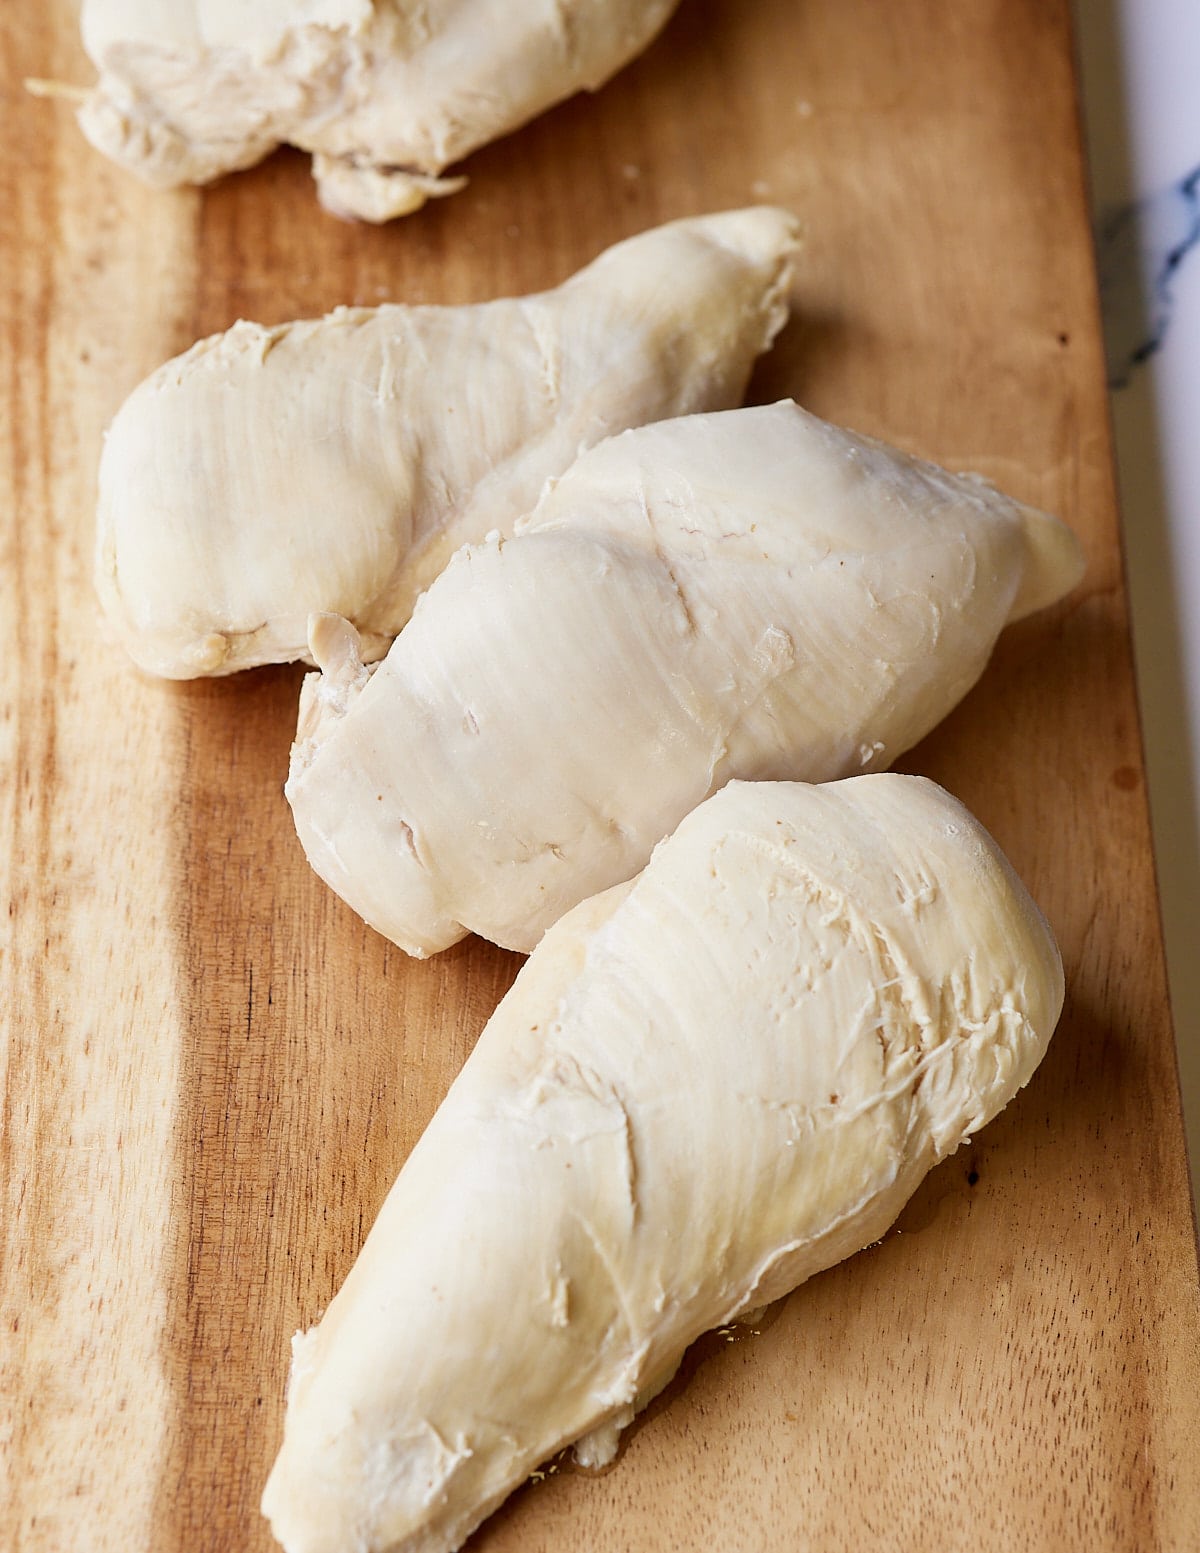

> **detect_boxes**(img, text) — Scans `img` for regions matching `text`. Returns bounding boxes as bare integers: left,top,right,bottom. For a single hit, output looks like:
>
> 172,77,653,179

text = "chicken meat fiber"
96,208,798,677
262,774,1065,1553
287,400,1085,956
78,0,681,218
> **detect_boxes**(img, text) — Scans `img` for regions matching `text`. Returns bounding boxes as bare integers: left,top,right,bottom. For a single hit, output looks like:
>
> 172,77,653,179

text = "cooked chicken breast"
262,774,1065,1553
78,0,681,218
96,208,798,677
287,400,1084,955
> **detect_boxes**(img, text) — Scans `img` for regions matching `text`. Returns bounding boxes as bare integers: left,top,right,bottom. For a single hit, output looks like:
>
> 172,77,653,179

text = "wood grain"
2,1,1199,1549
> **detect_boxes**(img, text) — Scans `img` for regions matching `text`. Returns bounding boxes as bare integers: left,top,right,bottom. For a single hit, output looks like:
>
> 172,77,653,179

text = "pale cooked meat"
78,0,681,218
286,400,1085,955
96,208,798,677
262,774,1065,1553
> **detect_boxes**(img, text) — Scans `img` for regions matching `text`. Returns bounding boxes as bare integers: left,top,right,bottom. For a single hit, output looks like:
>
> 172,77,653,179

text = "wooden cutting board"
3,1,1199,1548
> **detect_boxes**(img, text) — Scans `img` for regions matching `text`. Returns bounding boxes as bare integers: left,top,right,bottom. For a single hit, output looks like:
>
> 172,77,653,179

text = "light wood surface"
3,2,1199,1549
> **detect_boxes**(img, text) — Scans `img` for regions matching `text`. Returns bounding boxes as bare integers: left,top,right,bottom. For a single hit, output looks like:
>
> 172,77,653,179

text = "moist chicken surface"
261,775,1065,1553
95,208,798,677
78,0,681,217
287,400,1085,956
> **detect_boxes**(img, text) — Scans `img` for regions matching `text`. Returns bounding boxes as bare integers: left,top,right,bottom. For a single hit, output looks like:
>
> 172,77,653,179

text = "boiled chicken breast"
96,208,798,677
262,774,1065,1553
78,0,681,218
287,400,1085,956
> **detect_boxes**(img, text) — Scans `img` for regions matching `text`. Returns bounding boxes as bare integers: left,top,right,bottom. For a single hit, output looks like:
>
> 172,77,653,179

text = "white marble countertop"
1075,0,1200,1200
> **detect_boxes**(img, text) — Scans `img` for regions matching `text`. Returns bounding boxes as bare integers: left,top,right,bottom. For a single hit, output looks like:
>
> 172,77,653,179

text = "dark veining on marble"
1097,163,1200,388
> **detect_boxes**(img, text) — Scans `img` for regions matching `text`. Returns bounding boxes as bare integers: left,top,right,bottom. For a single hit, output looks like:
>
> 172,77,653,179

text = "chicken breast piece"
95,207,798,677
286,399,1085,956
262,774,1065,1553
78,0,681,218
